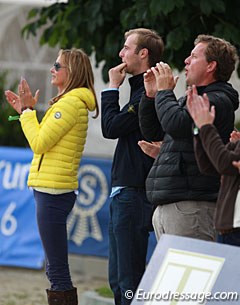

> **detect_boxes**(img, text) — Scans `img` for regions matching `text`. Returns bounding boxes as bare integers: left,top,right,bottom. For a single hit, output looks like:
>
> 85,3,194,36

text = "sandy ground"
0,255,109,305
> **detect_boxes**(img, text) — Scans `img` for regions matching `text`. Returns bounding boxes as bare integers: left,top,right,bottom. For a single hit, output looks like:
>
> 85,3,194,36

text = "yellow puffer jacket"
20,88,96,189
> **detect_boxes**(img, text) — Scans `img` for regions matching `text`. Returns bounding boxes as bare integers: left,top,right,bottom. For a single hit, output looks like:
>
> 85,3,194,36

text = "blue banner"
0,146,44,269
0,146,156,269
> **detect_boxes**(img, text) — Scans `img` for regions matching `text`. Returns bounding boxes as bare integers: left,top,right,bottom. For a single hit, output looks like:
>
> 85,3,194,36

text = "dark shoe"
46,287,78,305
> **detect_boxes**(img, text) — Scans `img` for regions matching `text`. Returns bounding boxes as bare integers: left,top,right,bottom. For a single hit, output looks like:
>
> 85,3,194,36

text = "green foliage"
234,120,240,131
0,71,29,147
95,286,114,298
22,0,240,82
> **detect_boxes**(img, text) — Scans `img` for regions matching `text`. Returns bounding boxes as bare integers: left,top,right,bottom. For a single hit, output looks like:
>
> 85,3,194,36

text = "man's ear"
140,48,149,59
207,60,217,73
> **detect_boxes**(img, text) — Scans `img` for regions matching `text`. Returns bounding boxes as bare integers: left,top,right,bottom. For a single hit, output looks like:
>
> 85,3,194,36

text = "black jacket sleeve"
155,90,193,139
139,94,165,141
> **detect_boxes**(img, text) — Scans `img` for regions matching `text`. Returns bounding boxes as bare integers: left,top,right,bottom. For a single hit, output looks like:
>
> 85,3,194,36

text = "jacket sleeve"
101,90,142,139
155,90,193,139
194,135,219,176
20,100,77,154
138,94,165,141
199,124,240,175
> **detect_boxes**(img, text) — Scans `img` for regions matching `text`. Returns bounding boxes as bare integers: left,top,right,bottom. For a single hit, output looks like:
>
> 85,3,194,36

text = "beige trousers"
152,200,216,241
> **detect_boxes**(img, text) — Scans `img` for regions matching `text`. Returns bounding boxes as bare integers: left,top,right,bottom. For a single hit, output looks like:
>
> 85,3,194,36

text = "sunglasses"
53,62,67,71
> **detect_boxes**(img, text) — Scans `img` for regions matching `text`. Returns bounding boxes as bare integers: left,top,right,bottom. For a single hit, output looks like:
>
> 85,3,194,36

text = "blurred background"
0,0,240,155
0,1,239,303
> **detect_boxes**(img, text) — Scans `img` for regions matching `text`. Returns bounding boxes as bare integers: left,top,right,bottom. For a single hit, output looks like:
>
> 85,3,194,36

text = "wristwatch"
193,126,199,135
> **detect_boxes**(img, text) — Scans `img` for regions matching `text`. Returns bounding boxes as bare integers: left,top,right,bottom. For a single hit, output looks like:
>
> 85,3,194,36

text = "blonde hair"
50,48,99,118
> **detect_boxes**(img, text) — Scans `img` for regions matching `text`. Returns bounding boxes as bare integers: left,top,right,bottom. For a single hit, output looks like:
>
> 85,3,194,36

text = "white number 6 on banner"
1,202,17,236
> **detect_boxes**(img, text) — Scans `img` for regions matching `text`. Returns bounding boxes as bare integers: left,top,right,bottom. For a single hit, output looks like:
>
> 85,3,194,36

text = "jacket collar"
128,73,144,90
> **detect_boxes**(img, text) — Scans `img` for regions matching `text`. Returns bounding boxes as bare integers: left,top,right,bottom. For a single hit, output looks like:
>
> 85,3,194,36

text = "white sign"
144,248,224,305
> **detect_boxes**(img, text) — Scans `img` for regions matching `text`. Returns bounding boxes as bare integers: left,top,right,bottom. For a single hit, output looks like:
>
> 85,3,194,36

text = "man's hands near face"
108,63,127,88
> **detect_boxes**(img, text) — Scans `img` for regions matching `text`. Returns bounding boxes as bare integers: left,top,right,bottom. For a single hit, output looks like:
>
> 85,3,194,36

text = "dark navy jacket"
101,74,153,187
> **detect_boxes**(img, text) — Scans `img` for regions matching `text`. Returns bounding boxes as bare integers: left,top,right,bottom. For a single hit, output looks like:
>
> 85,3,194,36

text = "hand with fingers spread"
187,84,215,128
151,62,179,91
138,140,162,159
108,63,127,88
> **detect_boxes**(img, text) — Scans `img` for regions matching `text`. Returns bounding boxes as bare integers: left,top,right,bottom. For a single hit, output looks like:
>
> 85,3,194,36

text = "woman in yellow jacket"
5,48,98,305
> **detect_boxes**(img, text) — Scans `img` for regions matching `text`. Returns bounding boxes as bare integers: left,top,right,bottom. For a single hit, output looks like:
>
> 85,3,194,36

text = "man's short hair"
195,34,238,82
125,28,164,67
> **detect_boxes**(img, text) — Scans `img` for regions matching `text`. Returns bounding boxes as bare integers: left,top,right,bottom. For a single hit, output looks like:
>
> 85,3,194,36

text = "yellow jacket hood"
64,88,96,112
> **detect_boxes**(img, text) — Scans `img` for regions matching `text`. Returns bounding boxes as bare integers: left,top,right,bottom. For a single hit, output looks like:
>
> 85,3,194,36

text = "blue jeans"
108,187,152,305
34,190,76,291
217,230,240,246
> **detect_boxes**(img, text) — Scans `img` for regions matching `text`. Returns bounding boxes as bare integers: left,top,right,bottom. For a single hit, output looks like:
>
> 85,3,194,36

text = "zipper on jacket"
38,154,44,171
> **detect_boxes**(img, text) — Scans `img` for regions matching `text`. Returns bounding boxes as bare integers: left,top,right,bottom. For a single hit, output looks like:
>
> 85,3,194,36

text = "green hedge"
0,71,29,147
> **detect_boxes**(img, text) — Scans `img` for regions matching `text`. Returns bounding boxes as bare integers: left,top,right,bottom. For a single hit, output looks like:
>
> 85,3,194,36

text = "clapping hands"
5,78,39,114
144,62,179,98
